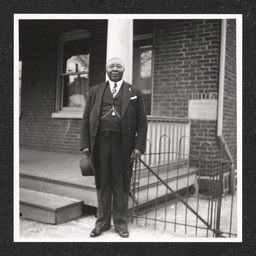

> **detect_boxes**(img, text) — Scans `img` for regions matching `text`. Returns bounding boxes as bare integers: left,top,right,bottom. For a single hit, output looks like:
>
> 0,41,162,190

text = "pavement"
19,214,187,242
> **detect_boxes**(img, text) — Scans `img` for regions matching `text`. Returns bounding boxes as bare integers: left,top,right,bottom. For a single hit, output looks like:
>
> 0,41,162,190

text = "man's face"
106,59,125,82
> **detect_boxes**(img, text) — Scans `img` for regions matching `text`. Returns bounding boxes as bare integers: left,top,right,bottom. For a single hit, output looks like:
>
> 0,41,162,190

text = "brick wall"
153,20,222,159
222,20,237,165
20,20,107,153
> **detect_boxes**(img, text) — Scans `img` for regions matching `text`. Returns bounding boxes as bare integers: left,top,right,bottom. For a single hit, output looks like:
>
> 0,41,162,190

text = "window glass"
61,37,90,109
140,46,152,93
133,38,153,115
56,31,90,113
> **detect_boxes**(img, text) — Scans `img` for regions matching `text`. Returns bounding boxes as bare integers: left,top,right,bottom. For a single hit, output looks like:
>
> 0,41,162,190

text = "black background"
1,0,255,255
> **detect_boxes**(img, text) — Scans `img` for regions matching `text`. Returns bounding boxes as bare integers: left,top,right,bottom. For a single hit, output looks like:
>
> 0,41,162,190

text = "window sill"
51,111,83,119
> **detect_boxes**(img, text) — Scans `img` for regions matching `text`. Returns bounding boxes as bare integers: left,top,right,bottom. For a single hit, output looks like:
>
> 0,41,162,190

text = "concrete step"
133,165,197,189
136,159,188,179
130,166,197,206
20,165,197,210
20,188,83,224
20,174,98,207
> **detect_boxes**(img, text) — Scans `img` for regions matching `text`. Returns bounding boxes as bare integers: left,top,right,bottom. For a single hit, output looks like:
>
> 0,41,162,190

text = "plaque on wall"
188,93,217,120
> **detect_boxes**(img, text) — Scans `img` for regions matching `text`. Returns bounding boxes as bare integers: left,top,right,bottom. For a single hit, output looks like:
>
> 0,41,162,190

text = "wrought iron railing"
131,137,237,238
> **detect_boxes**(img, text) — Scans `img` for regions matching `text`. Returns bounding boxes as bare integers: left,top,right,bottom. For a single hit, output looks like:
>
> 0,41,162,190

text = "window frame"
52,29,90,119
133,33,154,116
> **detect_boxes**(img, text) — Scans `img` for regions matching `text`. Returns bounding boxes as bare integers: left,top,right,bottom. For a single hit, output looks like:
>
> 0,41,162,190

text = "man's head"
106,57,125,82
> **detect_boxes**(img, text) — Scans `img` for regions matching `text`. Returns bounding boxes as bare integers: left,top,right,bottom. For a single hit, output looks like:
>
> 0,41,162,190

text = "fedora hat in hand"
79,156,95,176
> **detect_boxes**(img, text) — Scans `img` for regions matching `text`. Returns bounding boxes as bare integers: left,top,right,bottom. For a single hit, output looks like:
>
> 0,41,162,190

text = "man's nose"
113,66,117,70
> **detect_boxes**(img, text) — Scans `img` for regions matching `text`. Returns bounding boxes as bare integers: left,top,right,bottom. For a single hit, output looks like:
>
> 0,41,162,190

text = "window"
133,20,154,115
53,30,90,118
133,39,153,115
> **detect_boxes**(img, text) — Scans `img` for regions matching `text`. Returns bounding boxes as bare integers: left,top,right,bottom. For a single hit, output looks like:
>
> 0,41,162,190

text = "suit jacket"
80,81,148,190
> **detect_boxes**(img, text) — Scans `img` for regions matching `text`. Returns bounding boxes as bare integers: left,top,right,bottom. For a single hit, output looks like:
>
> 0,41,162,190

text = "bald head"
106,57,125,82
106,57,125,69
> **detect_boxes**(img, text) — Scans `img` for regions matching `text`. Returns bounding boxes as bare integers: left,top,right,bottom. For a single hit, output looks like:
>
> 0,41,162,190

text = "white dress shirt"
108,79,123,98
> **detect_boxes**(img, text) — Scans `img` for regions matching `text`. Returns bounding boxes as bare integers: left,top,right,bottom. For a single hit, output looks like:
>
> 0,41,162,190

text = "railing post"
131,160,138,224
230,163,236,195
215,160,224,237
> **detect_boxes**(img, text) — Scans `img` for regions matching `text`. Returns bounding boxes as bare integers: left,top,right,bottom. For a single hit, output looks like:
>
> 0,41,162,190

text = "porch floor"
20,148,95,188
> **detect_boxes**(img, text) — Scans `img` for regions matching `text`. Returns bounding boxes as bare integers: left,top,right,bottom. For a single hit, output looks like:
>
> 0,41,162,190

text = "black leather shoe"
90,226,111,237
116,229,129,238
90,228,102,237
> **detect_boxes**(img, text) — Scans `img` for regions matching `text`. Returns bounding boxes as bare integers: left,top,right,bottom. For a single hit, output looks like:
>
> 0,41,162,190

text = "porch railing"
131,142,237,238
144,116,191,166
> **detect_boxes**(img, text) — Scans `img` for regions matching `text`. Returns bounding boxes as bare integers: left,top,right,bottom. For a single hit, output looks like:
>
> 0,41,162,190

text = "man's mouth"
111,74,120,78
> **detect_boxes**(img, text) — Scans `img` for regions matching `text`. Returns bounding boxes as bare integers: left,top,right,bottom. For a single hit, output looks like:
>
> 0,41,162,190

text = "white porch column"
217,19,227,137
106,19,133,83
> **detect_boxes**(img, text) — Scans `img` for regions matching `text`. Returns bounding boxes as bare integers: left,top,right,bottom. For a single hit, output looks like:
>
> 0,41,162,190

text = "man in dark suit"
80,57,147,238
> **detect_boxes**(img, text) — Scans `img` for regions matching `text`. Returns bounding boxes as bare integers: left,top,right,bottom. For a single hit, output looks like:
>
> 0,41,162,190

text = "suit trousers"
95,131,129,231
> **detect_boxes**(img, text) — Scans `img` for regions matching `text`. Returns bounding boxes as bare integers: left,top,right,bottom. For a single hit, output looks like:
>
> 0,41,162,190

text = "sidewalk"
19,214,189,242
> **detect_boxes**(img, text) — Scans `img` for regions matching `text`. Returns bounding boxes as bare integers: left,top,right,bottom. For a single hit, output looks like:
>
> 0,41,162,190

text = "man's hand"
82,148,91,156
131,149,142,162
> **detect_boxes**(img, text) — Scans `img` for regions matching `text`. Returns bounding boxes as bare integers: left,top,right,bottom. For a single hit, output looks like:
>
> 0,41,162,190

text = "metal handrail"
218,135,236,195
147,115,190,122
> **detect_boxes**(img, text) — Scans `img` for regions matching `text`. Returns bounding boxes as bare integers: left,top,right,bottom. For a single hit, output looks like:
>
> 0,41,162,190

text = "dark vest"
99,83,123,136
